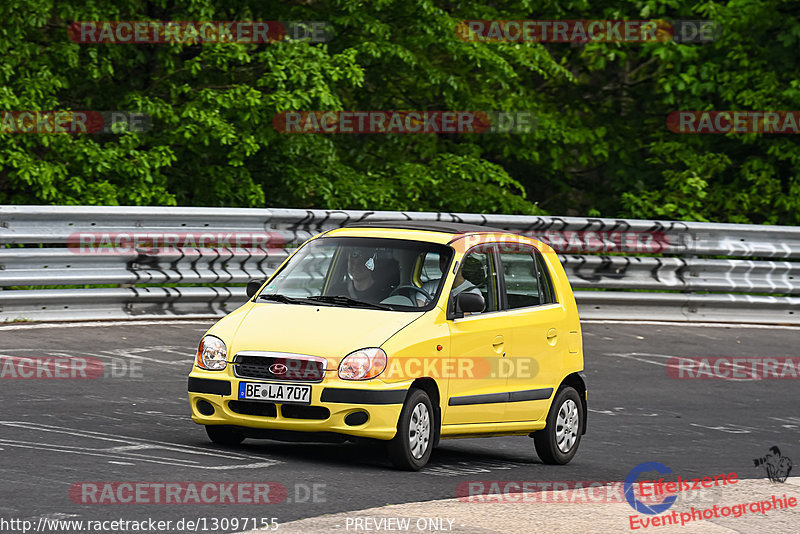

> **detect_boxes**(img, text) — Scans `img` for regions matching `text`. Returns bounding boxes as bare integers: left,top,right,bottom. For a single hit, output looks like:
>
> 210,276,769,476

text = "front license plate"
238,382,312,405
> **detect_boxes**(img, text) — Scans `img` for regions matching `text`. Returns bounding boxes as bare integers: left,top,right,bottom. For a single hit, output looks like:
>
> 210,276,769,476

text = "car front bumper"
188,370,409,441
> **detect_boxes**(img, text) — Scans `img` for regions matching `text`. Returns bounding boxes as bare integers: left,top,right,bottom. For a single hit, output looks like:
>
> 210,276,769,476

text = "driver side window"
450,249,499,315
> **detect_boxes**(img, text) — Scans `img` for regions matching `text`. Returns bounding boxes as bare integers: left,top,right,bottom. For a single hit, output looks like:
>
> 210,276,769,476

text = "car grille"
281,405,330,420
232,352,326,382
227,401,329,420
228,400,277,417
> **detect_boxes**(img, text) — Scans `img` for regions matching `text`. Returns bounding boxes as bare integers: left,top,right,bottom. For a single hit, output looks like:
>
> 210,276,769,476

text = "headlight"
338,348,387,380
197,335,227,370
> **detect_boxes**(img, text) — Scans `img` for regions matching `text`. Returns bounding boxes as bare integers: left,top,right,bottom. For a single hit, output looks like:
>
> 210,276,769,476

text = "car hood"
220,302,423,363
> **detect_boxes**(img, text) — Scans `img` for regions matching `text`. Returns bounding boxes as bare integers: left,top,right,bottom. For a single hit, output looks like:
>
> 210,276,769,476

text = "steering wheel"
389,285,432,302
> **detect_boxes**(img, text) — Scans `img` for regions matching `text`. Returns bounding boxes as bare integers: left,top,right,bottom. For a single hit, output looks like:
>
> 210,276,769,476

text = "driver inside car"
416,254,483,306
333,247,398,303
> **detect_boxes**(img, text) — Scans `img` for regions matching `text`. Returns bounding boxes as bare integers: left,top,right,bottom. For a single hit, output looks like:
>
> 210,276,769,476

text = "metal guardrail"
1,205,798,323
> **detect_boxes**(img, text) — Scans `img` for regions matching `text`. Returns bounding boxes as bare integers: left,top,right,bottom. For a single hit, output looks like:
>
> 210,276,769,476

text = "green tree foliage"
529,0,800,224
1,0,798,224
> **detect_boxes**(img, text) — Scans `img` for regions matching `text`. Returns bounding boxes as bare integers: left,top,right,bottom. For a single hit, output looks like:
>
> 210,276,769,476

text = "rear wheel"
205,425,245,446
387,389,434,470
533,386,582,465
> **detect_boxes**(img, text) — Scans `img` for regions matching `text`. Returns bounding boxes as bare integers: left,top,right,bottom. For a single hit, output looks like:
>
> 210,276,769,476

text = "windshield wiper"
257,294,315,305
306,295,392,311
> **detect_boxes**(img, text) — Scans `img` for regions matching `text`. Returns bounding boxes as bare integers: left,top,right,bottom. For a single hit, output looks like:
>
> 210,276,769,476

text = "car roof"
342,220,510,235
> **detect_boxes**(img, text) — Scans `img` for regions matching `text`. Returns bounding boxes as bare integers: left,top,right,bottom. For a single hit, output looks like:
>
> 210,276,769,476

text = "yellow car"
188,221,586,470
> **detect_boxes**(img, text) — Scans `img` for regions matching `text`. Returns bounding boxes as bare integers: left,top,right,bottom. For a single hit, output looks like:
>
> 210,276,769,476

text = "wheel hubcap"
555,399,579,453
408,402,431,459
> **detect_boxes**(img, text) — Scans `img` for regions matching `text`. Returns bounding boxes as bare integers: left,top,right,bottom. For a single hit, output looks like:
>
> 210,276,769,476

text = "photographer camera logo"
624,462,677,515
753,446,793,483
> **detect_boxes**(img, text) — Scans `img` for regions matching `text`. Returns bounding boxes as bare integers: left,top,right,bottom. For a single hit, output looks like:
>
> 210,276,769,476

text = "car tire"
205,425,245,446
387,389,434,471
533,386,583,465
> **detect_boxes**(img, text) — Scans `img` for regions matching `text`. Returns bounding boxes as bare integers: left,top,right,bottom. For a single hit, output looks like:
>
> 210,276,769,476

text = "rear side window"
534,250,557,304
499,248,540,309
499,246,557,309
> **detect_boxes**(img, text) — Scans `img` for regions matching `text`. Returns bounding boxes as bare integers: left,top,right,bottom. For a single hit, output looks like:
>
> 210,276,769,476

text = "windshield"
257,236,454,311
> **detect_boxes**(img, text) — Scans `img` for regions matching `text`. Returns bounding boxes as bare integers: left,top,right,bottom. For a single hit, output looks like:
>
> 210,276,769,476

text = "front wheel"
533,386,583,465
205,425,245,446
387,389,434,470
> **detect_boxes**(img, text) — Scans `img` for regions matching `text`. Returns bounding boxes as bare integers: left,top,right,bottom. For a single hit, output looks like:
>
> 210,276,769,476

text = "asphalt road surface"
0,320,797,533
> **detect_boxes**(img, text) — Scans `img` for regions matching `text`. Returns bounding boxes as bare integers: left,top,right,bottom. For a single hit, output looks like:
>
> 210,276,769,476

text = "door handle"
546,328,558,345
492,335,505,355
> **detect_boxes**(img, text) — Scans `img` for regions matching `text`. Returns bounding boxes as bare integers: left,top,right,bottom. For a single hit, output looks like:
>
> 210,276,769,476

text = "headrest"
461,255,486,287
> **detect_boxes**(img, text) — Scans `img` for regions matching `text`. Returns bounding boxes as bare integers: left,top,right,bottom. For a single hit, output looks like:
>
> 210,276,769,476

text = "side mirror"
246,279,265,299
455,292,485,316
